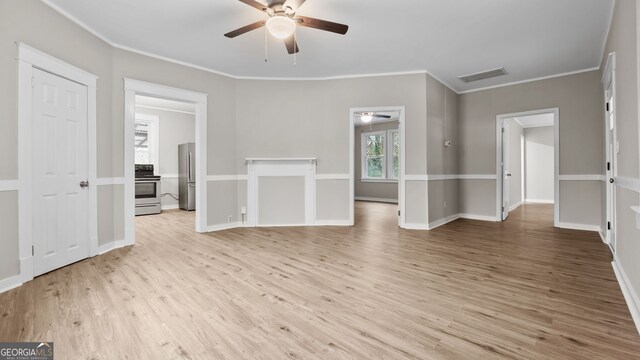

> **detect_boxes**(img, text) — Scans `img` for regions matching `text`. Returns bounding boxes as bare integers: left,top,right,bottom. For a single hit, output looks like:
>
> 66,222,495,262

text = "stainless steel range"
135,164,161,216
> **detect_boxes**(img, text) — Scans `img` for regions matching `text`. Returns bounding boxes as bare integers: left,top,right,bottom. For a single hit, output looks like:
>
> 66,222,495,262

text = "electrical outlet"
227,215,232,223
241,206,247,215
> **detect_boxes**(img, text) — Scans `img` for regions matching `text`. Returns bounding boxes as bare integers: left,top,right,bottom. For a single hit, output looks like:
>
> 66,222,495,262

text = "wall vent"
458,67,507,83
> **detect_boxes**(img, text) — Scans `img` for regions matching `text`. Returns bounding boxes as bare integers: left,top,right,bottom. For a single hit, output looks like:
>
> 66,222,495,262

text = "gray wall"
524,126,554,202
458,70,603,224
354,121,399,202
135,106,196,209
506,119,523,209
600,0,640,303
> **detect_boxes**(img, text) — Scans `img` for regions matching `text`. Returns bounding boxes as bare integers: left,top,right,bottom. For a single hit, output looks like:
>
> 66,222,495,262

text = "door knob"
80,181,89,188
610,178,615,184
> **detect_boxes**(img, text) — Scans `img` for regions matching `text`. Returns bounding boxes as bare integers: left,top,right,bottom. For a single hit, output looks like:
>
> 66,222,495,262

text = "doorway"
496,108,559,225
123,79,208,246
603,53,617,252
349,107,405,227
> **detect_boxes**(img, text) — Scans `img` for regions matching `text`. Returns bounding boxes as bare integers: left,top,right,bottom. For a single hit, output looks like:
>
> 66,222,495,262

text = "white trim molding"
525,199,555,204
459,214,499,222
558,174,607,182
355,197,398,204
124,79,208,241
556,222,601,232
16,42,99,292
0,180,19,192
96,177,126,186
615,176,640,193
206,175,248,182
612,259,640,335
509,201,523,212
246,158,317,227
404,175,429,181
428,214,461,230
208,222,244,232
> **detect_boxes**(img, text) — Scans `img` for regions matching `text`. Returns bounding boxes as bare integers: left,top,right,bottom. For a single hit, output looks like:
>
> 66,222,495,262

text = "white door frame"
17,43,98,285
602,53,617,249
495,108,560,226
123,79,208,241
349,106,406,227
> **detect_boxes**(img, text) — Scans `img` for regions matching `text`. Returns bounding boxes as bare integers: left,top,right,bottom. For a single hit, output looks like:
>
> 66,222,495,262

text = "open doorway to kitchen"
350,107,405,227
496,109,559,226
123,79,208,246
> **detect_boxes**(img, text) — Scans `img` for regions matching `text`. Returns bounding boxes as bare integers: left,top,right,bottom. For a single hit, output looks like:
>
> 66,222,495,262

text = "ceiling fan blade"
224,20,265,38
296,16,349,35
237,0,267,12
284,36,300,54
283,0,306,12
373,114,392,119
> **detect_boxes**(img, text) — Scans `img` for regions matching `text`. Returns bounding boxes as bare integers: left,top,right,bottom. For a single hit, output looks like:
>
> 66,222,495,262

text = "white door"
605,78,616,251
502,122,510,220
32,68,90,276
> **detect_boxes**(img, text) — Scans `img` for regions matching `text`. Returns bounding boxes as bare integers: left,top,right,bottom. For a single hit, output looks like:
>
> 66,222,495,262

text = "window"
361,129,400,180
134,113,159,168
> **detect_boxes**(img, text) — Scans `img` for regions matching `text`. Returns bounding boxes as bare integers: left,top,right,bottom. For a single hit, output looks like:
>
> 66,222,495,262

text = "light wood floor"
1,202,639,359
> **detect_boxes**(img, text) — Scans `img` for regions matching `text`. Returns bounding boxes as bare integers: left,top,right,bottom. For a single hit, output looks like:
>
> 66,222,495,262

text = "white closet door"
32,68,89,276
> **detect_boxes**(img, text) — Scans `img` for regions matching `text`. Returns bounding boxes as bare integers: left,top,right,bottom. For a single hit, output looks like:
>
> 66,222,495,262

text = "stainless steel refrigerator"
178,143,196,211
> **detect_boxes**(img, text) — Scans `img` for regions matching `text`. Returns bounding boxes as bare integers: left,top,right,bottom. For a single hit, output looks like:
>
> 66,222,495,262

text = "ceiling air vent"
458,67,507,83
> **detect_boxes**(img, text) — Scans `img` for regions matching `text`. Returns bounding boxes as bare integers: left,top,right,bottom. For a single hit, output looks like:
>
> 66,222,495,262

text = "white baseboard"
525,199,554,204
612,259,640,335
97,239,130,255
556,222,601,232
459,213,499,222
314,220,352,226
428,214,461,230
402,223,430,230
0,273,22,294
207,222,243,232
161,204,179,211
0,256,33,294
355,196,398,204
599,230,607,244
508,201,522,212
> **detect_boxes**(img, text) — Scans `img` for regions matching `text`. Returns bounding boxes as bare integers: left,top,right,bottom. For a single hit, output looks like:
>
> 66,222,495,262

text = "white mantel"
246,158,317,227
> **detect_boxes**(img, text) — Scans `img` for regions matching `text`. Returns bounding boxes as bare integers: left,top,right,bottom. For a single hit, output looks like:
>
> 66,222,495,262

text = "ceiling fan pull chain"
293,27,297,65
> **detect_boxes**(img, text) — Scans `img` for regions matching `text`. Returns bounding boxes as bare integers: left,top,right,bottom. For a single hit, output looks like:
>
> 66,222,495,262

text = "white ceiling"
135,95,196,114
354,111,400,126
512,113,555,128
46,0,614,93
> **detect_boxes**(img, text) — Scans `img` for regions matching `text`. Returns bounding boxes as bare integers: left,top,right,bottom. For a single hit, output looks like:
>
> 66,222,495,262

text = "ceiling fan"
359,112,392,123
224,0,349,55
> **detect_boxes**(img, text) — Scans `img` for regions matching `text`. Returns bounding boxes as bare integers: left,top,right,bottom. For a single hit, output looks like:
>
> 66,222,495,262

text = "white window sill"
359,178,398,184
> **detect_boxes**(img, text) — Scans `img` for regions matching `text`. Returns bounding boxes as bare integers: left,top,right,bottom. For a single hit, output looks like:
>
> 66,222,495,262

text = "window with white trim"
361,128,400,180
134,113,159,169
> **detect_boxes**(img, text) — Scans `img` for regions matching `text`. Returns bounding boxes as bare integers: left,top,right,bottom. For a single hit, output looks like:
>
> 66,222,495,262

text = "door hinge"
397,210,401,216
502,127,505,133
608,221,611,230
606,102,609,112
607,162,611,171
32,245,34,256
502,206,505,212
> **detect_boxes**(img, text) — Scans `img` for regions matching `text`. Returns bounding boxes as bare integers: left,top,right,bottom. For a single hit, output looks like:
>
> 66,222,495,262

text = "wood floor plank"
0,202,638,359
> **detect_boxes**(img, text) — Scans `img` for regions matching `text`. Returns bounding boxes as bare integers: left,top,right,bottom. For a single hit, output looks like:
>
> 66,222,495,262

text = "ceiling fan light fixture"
361,113,373,123
266,16,296,39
